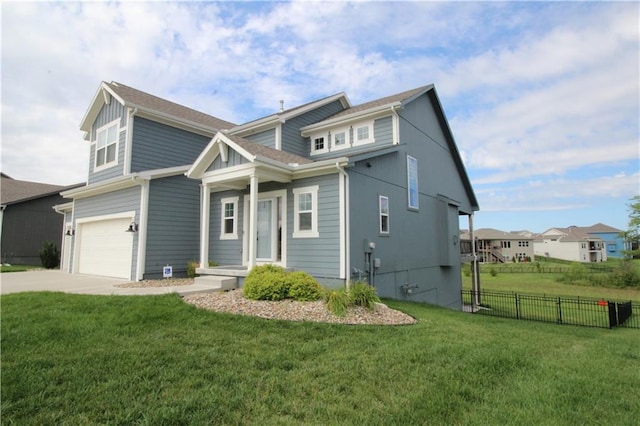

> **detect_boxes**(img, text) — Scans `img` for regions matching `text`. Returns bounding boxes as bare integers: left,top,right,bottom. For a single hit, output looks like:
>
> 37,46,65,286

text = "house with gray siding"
61,81,479,309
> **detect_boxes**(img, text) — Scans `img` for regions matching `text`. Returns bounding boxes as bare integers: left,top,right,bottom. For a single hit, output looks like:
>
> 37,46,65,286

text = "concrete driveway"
0,270,217,296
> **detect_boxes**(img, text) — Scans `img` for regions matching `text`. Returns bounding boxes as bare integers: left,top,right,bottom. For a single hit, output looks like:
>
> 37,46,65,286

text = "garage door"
77,218,134,279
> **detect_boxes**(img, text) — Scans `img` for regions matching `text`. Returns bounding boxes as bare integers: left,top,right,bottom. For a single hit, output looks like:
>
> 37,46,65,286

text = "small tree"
40,241,60,269
620,195,640,259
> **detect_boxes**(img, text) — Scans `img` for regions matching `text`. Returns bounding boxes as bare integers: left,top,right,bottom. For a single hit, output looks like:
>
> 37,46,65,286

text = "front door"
257,199,274,261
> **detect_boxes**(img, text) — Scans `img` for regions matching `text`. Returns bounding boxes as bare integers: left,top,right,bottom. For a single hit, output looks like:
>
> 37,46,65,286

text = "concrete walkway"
0,270,221,296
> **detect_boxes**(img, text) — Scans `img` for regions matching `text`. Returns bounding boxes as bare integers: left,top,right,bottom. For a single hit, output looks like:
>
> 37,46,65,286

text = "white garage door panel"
78,218,133,279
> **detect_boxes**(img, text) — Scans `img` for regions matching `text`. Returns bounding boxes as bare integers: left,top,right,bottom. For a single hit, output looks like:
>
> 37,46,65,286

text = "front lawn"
2,292,639,424
0,264,42,273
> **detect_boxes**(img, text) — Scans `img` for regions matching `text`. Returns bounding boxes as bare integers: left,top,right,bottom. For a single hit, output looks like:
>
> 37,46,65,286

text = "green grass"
0,264,42,273
2,292,640,425
463,271,640,302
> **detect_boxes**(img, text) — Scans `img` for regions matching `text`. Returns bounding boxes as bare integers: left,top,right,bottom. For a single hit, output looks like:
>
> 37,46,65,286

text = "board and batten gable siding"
281,100,346,158
207,147,248,173
208,191,244,265
287,174,341,278
88,102,128,184
244,128,276,149
130,117,211,173
144,176,201,278
311,116,394,161
71,186,141,280
399,93,473,214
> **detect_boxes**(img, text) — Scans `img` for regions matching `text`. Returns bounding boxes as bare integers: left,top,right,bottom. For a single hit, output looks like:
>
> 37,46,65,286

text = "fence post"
557,297,563,324
515,293,520,319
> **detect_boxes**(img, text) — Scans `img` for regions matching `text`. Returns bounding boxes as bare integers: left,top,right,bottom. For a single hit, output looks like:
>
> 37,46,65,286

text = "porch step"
193,275,237,291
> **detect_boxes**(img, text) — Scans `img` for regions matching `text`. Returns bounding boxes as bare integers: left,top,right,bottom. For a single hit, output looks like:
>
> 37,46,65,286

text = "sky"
1,1,638,233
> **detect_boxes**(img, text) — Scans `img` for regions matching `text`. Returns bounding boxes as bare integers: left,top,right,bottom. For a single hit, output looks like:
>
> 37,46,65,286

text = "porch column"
200,184,210,269
469,213,481,308
248,174,258,269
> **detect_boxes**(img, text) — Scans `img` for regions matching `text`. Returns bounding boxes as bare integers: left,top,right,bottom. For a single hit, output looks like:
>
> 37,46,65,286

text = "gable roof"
1,175,82,205
583,223,622,233
80,81,236,134
538,226,604,242
461,228,534,241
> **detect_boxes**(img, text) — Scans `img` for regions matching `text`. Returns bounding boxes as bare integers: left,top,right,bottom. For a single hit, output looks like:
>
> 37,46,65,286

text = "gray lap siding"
144,176,201,278
88,101,128,184
131,117,212,172
209,191,244,266
71,186,141,280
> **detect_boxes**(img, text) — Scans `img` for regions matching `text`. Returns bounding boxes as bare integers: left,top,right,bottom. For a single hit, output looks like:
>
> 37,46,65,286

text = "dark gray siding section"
373,116,393,145
130,117,211,172
209,191,244,265
208,148,248,172
72,186,141,279
281,100,345,158
0,194,66,265
245,128,276,148
345,93,473,309
145,176,200,278
287,174,341,278
88,102,128,184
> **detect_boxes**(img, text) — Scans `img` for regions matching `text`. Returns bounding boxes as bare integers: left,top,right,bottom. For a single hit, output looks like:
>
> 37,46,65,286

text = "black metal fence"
461,290,639,329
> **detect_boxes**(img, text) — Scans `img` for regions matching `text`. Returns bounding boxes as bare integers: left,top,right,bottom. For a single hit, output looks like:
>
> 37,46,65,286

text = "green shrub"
489,267,498,277
349,281,380,311
39,241,60,269
324,287,351,316
286,271,323,301
243,265,289,300
610,260,640,287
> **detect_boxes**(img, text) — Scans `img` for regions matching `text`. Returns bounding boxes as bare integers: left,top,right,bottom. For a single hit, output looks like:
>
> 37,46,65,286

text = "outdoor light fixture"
125,222,138,233
65,228,75,236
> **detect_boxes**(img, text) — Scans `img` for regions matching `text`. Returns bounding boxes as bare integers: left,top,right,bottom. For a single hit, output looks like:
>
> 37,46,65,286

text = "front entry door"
257,200,273,260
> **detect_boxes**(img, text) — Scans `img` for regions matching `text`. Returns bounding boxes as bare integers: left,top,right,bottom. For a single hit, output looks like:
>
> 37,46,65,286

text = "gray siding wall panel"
208,191,244,265
282,100,345,158
88,103,127,185
245,128,276,148
131,117,211,172
72,186,141,280
287,174,341,277
145,176,201,278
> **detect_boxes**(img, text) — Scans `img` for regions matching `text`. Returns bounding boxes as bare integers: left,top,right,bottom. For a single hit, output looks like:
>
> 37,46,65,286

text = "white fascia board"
187,135,220,179
201,163,256,185
138,165,190,180
61,175,147,200
279,93,350,123
79,82,126,132
300,102,401,136
228,116,280,137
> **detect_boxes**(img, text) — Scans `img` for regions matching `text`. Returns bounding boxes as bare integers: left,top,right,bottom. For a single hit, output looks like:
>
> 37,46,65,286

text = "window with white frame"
95,120,119,170
407,155,419,210
379,195,389,234
310,135,328,155
220,197,239,239
293,186,319,238
353,121,374,145
332,129,348,150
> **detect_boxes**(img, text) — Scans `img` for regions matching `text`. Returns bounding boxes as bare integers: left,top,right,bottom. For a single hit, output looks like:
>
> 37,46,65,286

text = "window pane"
96,148,105,166
299,212,312,230
97,130,106,148
106,144,116,163
381,216,389,233
298,193,312,211
407,156,419,209
314,137,324,151
380,197,389,214
357,126,369,140
224,218,234,234
334,132,345,145
224,203,234,218
107,125,117,143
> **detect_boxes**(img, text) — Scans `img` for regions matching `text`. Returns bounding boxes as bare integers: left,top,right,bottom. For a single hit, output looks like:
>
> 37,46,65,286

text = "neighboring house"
0,173,82,265
534,225,610,262
581,223,625,258
62,81,479,309
461,228,534,263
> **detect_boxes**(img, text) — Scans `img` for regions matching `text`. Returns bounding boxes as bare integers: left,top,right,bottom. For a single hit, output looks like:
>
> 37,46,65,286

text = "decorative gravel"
115,278,195,288
182,289,417,325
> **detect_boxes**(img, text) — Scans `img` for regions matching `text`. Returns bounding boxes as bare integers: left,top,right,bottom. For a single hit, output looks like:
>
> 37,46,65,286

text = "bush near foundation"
243,265,289,301
286,271,323,301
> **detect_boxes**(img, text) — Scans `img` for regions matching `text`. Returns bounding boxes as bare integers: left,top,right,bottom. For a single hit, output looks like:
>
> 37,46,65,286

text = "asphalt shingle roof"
1,175,80,205
106,82,236,131
223,133,312,165
326,85,431,120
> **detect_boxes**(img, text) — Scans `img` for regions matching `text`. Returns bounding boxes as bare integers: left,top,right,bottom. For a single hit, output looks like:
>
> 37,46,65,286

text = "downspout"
390,104,401,145
335,163,350,289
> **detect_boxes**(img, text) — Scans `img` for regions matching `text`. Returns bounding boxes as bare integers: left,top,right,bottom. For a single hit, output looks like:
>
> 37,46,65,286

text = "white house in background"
460,228,534,263
534,226,607,262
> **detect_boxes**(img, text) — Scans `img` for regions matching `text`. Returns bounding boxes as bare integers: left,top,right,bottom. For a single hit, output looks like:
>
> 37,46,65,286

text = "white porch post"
248,174,258,269
200,184,210,269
